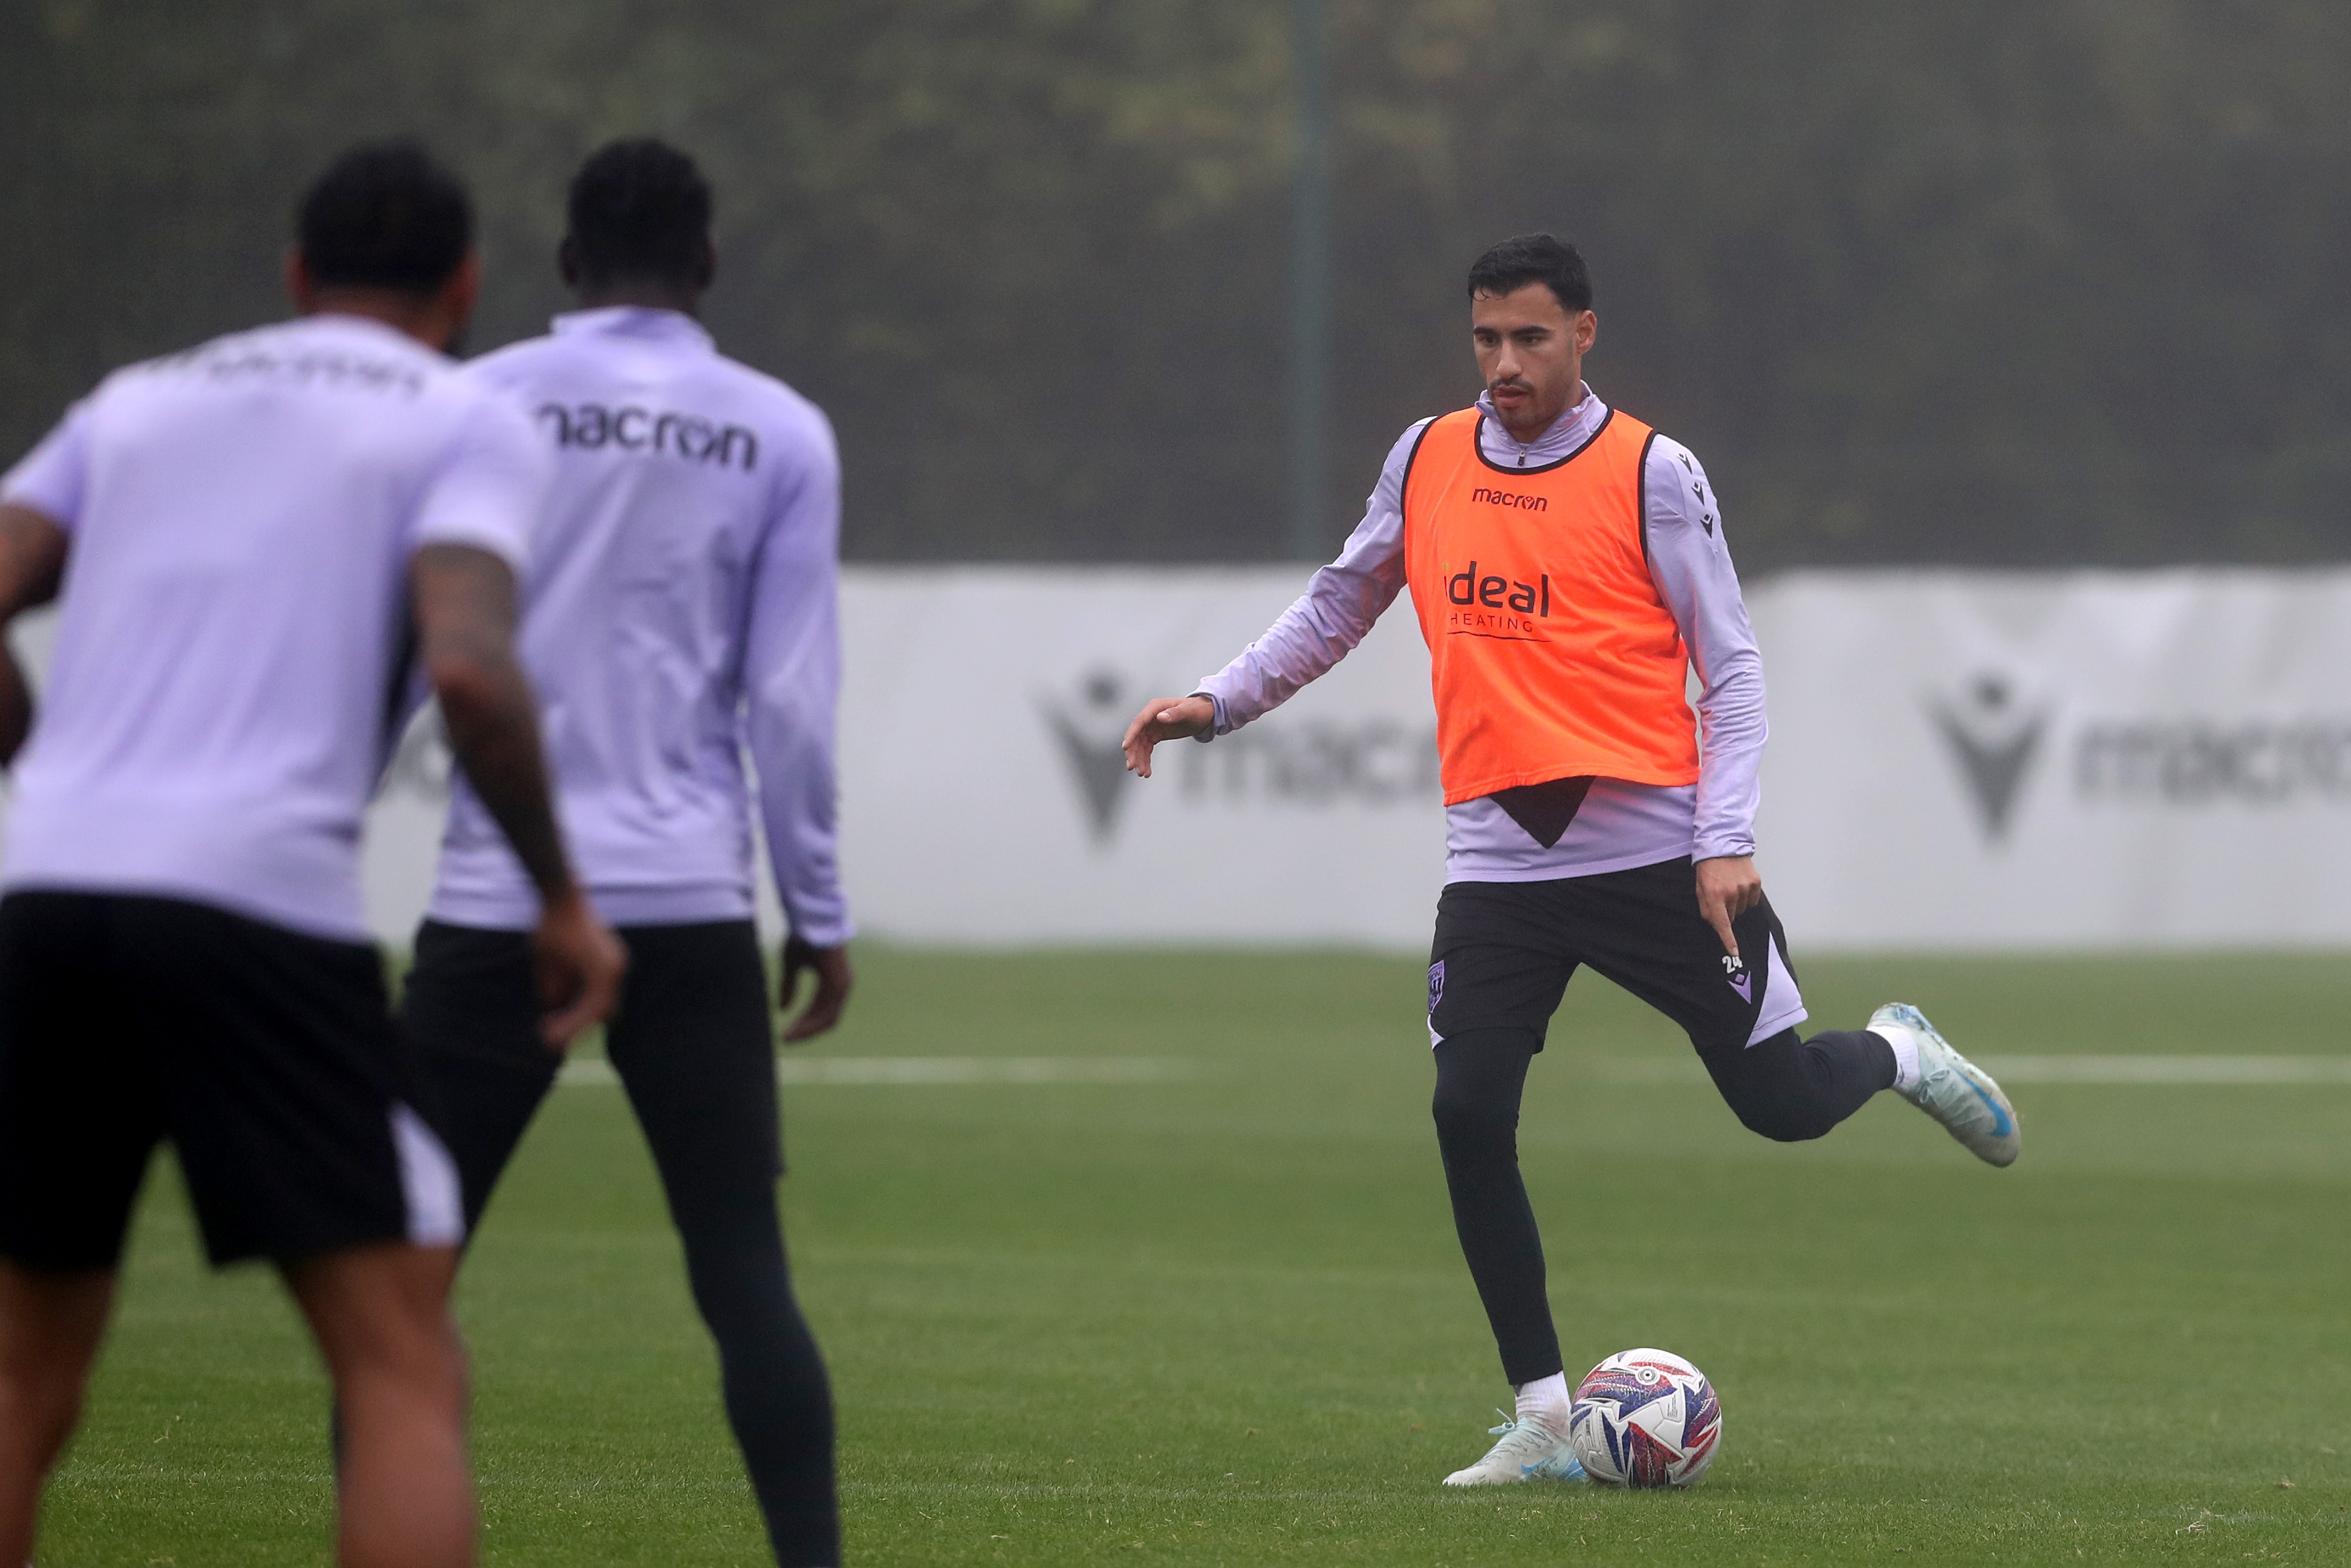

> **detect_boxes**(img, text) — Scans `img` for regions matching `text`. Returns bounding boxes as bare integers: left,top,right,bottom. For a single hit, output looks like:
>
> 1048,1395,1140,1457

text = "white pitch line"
558,1053,2351,1090
1590,1055,2351,1086
1975,1055,2351,1084
559,1056,1195,1088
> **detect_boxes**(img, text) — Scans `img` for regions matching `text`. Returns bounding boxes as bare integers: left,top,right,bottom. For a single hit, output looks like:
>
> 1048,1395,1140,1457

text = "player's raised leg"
1589,860,2019,1164
1711,1003,2017,1165
1870,1003,2018,1166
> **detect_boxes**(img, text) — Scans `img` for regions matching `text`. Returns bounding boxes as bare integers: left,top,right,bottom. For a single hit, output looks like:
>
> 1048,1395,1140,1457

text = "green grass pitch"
34,948,2351,1564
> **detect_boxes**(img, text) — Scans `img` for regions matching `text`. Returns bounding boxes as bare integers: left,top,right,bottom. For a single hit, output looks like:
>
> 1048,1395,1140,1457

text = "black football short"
0,891,462,1272
1426,856,1810,1061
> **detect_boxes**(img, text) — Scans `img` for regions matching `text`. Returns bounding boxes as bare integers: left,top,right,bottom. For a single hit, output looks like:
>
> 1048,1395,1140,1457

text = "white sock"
1515,1371,1570,1427
1871,1023,1922,1094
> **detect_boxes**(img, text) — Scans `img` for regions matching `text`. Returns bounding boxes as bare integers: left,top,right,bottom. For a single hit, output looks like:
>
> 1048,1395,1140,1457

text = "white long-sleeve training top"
428,307,854,944
0,315,545,940
1196,384,1767,882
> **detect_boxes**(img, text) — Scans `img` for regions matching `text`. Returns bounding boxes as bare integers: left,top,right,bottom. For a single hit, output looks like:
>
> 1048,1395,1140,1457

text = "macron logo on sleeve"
536,402,759,470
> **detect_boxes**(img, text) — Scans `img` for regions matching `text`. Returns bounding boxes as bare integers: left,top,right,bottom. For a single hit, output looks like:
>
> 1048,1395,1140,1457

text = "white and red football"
1567,1347,1723,1488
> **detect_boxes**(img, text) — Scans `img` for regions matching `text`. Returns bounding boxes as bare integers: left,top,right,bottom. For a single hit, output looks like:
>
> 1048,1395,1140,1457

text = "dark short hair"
566,138,714,290
297,141,473,296
1466,234,1593,314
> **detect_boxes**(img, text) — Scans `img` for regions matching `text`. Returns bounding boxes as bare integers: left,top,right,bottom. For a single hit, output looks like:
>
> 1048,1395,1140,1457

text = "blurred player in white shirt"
0,143,624,1567
402,140,851,1568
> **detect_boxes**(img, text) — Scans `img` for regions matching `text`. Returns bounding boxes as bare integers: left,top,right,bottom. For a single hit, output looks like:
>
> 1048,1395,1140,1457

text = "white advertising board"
9,565,2351,952
844,565,2351,952
835,567,1446,948
1750,568,2351,950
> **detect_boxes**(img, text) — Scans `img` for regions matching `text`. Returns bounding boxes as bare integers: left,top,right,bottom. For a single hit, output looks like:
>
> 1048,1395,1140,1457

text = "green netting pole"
1289,0,1331,562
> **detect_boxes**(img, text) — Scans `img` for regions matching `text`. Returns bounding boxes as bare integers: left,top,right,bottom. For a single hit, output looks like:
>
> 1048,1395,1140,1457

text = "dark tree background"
7,1,2351,567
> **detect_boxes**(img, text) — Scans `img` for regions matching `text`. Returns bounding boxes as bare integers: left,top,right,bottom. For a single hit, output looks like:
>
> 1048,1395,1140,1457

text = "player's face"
1471,284,1596,436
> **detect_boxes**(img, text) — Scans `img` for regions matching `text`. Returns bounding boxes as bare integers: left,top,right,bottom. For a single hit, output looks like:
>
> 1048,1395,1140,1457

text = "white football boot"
1440,1410,1586,1486
1871,1001,2020,1167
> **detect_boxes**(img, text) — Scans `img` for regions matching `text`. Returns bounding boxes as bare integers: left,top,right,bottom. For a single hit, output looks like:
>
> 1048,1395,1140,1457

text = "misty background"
7,0,2350,570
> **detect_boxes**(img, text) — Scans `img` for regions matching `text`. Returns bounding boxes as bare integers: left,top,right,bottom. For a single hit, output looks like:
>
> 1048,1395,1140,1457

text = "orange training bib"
1401,405,1699,805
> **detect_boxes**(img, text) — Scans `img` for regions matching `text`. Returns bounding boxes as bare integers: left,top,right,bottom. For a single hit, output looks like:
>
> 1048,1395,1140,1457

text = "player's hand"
1120,694,1214,777
532,886,628,1049
780,937,853,1043
1694,855,1763,961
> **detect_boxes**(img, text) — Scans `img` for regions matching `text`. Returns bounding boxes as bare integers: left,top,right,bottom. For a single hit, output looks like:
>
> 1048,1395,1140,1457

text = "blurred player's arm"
1122,419,1426,776
411,402,623,1044
0,506,67,764
0,396,94,764
411,545,567,898
411,544,620,1043
1642,435,1769,957
743,414,854,1042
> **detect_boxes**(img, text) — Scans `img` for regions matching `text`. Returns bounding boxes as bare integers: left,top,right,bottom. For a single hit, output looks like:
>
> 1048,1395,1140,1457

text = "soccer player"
0,143,625,1567
1120,235,2019,1487
402,139,852,1567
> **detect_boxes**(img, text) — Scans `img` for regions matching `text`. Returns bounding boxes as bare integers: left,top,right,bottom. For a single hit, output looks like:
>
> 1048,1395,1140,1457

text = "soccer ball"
1566,1348,1723,1488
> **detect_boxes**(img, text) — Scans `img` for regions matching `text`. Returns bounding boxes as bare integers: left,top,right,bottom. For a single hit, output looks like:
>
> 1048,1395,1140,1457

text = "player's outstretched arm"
1121,694,1214,778
0,505,67,767
1133,421,1419,775
411,542,625,1046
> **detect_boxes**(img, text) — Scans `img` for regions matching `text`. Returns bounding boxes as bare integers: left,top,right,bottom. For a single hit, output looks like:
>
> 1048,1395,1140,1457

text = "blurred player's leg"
1,890,482,1564
674,1188,837,1562
410,917,839,1565
0,892,163,1559
607,922,838,1567
121,896,474,1566
322,921,545,1475
287,1242,472,1568
400,921,561,1231
0,1264,112,1563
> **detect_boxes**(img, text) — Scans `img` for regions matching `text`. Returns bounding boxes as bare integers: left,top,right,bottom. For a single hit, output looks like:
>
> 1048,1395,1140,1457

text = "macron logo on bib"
1469,486,1548,511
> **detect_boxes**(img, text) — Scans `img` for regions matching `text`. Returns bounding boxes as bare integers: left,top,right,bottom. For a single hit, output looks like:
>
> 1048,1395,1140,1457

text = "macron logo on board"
1929,673,2047,844
1038,665,1444,853
1040,668,1139,846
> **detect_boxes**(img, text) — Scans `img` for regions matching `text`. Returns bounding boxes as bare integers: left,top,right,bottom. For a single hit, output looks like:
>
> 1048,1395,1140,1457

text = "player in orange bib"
1122,235,2020,1488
